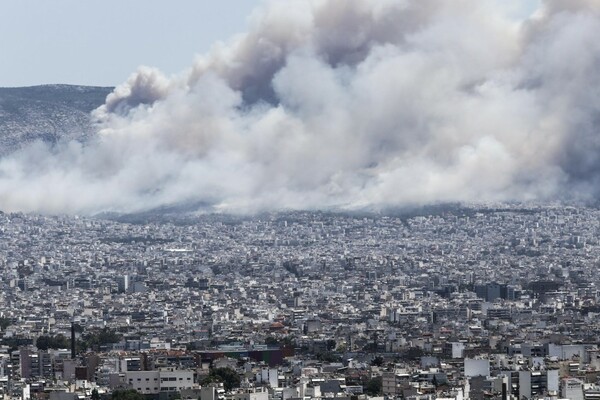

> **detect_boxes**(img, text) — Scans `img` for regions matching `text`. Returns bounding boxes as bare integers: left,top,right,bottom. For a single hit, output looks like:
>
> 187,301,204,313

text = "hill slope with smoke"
1,0,600,214
0,85,112,156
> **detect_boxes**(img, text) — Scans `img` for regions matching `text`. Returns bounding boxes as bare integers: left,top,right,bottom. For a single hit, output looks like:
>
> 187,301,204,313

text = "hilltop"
0,84,112,156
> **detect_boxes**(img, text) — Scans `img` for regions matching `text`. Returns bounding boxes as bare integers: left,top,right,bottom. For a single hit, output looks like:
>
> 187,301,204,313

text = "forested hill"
0,84,113,156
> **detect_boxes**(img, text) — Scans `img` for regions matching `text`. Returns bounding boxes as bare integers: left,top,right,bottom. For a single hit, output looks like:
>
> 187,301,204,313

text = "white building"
124,369,194,395
562,378,584,400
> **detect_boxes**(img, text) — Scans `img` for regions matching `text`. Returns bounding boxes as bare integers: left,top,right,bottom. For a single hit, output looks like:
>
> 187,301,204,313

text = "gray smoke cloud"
1,0,599,214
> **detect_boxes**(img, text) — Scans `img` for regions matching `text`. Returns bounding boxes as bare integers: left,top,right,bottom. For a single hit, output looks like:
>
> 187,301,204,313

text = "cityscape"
1,204,600,400
2,1,600,400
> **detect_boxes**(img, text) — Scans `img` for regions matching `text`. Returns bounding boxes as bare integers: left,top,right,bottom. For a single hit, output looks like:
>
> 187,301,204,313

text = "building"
562,378,584,400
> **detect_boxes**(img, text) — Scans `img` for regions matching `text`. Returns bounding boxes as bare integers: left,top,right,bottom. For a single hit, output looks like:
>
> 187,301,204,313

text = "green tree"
36,334,70,350
79,328,122,351
111,389,144,400
264,336,278,346
371,356,384,367
404,347,424,360
0,317,11,331
317,351,342,363
36,335,51,350
364,377,382,396
264,335,294,347
326,339,337,351
201,367,240,391
1,336,33,352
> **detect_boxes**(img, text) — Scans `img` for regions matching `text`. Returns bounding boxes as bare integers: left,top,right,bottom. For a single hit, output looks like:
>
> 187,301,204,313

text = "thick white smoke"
1,0,599,214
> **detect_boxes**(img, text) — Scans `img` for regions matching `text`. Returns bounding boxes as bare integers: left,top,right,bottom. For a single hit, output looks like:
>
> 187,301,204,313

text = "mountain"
0,84,113,156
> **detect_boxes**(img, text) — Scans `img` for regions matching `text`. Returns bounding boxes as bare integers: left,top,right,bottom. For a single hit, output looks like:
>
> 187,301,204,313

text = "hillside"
0,84,113,156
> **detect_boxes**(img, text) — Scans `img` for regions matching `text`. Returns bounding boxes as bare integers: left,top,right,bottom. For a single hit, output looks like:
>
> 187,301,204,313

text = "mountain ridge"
0,84,113,156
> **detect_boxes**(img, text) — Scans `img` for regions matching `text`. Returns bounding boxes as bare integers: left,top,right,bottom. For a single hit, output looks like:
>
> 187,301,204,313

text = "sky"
0,0,541,88
0,0,260,87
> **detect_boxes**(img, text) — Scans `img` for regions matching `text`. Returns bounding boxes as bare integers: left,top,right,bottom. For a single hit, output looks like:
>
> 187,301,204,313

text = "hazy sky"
0,0,541,89
0,0,260,87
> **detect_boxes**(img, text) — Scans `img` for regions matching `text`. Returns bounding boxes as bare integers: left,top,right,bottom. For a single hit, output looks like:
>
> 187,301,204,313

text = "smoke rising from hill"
1,0,600,214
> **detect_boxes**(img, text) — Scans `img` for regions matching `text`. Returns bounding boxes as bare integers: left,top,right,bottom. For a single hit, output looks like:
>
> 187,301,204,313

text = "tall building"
519,369,559,399
116,275,129,293
475,282,516,302
562,378,584,400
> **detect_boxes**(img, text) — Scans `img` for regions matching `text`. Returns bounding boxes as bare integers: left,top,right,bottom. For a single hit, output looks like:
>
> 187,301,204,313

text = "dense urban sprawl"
1,204,600,400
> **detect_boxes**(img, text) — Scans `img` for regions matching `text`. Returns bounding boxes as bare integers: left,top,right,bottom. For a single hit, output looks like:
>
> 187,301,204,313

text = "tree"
371,356,384,367
201,367,240,391
326,339,337,351
316,351,342,363
36,334,70,350
79,327,122,351
404,347,425,360
364,377,382,396
264,336,278,346
111,390,144,400
1,336,34,352
264,335,294,347
0,317,11,331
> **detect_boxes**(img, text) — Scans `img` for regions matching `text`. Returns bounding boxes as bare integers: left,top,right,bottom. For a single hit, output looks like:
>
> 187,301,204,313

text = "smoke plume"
1,0,600,214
